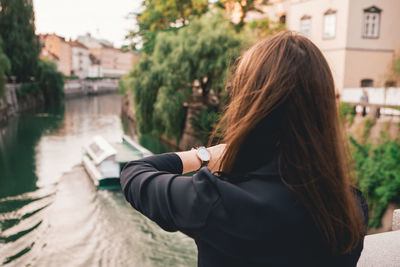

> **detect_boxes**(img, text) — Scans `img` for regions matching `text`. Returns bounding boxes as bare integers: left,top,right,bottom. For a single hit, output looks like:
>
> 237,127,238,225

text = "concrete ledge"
357,209,400,266
393,209,400,231
357,230,400,266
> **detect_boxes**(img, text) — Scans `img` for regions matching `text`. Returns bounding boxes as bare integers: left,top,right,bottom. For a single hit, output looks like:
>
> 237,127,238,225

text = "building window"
363,6,382,38
323,9,336,39
279,14,286,25
300,15,312,38
361,79,374,87
385,80,396,87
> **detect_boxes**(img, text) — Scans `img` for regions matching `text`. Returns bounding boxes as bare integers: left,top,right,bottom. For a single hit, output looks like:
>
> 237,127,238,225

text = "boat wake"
0,186,56,265
0,165,197,266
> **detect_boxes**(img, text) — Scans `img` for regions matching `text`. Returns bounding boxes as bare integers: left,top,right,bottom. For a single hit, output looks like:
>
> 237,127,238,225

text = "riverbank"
0,78,120,127
0,83,44,126
121,90,204,151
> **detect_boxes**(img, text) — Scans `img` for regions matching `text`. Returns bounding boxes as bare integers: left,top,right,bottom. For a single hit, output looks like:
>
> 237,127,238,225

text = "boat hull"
98,177,121,190
82,135,153,190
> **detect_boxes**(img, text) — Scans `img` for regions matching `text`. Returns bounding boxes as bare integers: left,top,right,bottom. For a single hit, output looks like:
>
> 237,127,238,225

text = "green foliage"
190,106,221,144
362,118,376,141
118,76,128,95
63,75,80,80
0,0,40,82
130,56,163,134
350,136,400,228
217,0,268,28
36,59,64,106
245,17,286,38
154,86,186,141
85,76,120,80
127,11,244,142
127,0,209,54
339,102,355,125
394,57,400,75
17,82,40,98
64,76,120,81
0,38,11,97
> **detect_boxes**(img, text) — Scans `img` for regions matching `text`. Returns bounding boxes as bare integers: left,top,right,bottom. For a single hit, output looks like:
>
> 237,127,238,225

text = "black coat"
120,153,367,267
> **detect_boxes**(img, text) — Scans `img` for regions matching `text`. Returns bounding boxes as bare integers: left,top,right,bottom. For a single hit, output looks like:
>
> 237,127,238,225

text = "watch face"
198,147,210,161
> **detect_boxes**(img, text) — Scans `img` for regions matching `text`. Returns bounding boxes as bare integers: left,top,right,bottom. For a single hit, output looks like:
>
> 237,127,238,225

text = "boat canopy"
112,142,143,163
85,135,117,165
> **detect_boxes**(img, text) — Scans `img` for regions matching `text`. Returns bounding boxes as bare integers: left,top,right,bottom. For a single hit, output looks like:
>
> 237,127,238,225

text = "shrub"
190,106,221,144
0,42,11,97
36,59,64,106
339,102,355,125
362,118,376,141
63,75,79,80
351,136,400,228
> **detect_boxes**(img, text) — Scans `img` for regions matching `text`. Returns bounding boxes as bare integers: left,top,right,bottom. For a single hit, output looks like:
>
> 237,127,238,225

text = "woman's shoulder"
199,168,308,226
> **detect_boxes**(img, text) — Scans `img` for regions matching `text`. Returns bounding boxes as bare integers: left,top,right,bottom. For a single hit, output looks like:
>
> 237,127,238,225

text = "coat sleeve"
120,153,220,235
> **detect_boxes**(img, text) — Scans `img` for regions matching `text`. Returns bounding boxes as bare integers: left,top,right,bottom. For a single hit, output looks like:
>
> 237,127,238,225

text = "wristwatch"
196,146,210,168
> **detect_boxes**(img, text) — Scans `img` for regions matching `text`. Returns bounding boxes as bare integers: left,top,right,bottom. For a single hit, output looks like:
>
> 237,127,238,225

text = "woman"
121,31,367,266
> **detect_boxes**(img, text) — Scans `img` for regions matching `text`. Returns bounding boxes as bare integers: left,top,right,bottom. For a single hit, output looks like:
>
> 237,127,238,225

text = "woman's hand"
176,144,226,174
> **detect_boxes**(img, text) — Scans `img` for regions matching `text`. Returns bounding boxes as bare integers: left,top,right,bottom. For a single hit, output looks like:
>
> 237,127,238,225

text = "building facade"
89,54,102,77
39,33,138,78
78,33,138,77
230,0,400,92
69,41,90,78
40,34,72,75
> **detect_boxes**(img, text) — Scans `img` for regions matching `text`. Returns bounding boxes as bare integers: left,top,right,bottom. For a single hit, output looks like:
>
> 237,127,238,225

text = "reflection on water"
0,94,196,266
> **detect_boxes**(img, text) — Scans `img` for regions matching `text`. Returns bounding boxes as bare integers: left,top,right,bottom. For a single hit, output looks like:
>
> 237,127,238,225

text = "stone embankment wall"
347,115,399,142
64,79,119,98
0,84,44,126
1,79,118,126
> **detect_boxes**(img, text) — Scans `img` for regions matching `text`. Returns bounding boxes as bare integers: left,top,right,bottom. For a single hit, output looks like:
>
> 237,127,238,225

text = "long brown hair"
211,31,364,254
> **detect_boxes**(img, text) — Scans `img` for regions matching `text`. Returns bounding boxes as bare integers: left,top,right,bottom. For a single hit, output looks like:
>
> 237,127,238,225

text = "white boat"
82,135,152,189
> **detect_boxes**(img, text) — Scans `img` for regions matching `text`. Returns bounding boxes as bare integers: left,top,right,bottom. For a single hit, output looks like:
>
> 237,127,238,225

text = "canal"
0,94,197,266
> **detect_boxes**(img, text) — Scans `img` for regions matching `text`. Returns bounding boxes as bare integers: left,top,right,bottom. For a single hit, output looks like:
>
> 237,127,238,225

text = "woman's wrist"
175,144,226,174
175,149,202,174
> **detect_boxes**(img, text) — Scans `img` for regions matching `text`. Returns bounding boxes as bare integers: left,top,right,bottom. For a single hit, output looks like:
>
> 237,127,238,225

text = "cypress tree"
0,0,39,82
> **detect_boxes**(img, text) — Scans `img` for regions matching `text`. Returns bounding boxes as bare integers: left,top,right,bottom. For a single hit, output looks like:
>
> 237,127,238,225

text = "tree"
350,135,400,228
394,57,400,75
36,59,64,106
0,38,11,97
127,11,245,142
245,17,285,39
216,0,268,28
0,0,39,82
127,0,209,54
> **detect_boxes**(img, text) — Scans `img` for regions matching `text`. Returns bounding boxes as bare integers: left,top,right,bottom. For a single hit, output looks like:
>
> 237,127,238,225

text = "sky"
33,0,142,48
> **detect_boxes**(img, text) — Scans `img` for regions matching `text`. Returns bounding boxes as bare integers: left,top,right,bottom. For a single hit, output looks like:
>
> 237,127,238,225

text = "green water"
0,94,196,266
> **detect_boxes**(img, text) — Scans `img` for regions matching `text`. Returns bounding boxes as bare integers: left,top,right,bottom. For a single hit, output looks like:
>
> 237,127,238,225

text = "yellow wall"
43,34,72,75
